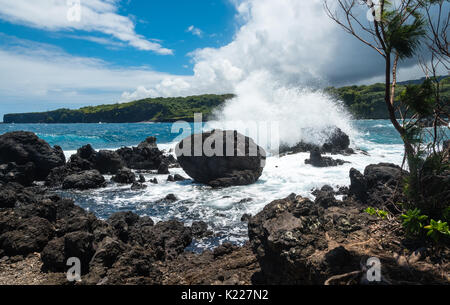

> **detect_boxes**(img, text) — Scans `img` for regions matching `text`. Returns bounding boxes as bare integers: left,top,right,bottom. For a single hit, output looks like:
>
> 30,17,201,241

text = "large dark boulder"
0,185,17,208
100,246,162,285
64,231,95,273
41,231,95,274
363,163,405,188
54,199,96,235
157,161,169,174
107,211,140,243
190,221,212,239
418,170,450,216
348,163,407,208
89,236,127,269
69,145,124,175
142,220,192,261
349,168,368,201
175,130,266,187
0,216,55,255
94,150,125,175
15,198,58,222
322,128,350,152
62,170,106,190
46,146,126,187
41,237,66,272
0,131,65,180
314,189,339,208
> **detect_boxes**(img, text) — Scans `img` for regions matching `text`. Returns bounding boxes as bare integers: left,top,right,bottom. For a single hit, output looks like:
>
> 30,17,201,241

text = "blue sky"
0,0,238,119
0,0,440,121
0,1,236,75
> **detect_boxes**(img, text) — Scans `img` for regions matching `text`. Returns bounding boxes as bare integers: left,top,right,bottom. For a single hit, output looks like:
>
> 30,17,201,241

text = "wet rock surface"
111,168,136,184
305,148,349,167
45,137,175,188
279,127,353,155
116,136,175,171
62,170,106,190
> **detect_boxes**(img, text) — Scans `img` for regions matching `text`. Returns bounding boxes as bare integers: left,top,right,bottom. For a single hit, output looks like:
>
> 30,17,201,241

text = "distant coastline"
3,94,234,124
3,76,448,123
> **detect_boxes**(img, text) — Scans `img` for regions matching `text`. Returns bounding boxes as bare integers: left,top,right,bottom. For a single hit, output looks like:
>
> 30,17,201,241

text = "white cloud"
0,0,173,54
116,0,444,146
125,0,433,101
0,36,175,112
186,25,203,37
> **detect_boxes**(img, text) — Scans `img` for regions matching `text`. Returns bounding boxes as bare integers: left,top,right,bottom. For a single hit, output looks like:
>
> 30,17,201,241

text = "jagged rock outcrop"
0,182,195,284
348,163,407,208
0,131,65,181
279,127,353,155
116,137,165,170
305,148,348,167
248,193,371,284
111,168,136,184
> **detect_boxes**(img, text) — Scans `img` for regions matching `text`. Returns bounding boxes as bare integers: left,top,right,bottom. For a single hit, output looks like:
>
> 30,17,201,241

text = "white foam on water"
61,139,405,250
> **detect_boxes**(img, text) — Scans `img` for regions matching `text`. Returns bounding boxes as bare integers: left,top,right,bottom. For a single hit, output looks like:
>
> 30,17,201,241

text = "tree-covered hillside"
3,94,235,123
3,77,449,123
326,76,449,119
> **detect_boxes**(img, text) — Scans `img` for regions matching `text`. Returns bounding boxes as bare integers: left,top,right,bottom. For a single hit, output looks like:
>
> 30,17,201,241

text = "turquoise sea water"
0,120,410,251
0,120,403,151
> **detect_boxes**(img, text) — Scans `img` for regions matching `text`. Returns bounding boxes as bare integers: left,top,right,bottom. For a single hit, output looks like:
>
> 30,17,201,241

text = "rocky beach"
0,129,448,285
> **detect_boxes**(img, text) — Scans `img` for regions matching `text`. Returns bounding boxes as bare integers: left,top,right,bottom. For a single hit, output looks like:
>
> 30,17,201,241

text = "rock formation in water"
305,147,349,167
279,127,354,155
175,130,266,187
45,137,176,189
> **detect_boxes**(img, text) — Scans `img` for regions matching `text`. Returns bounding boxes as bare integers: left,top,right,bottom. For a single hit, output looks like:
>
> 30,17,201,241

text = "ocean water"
0,120,405,251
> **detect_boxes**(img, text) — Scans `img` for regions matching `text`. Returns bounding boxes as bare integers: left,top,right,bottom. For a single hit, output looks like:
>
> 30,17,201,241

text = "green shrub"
424,220,450,242
401,208,428,236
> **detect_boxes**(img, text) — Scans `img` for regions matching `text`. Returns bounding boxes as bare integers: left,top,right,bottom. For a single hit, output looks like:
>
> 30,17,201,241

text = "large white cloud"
0,0,172,54
123,0,433,101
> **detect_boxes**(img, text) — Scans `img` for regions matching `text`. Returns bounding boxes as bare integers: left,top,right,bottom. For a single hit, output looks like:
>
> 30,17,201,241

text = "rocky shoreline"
0,131,448,285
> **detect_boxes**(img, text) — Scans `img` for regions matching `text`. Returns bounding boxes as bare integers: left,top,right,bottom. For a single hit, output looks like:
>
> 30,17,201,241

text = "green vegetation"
325,76,450,119
424,220,450,242
401,209,450,243
401,208,428,236
3,94,234,123
365,207,389,219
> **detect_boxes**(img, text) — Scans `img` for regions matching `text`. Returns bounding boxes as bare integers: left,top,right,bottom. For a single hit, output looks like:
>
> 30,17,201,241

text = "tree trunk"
384,53,415,169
